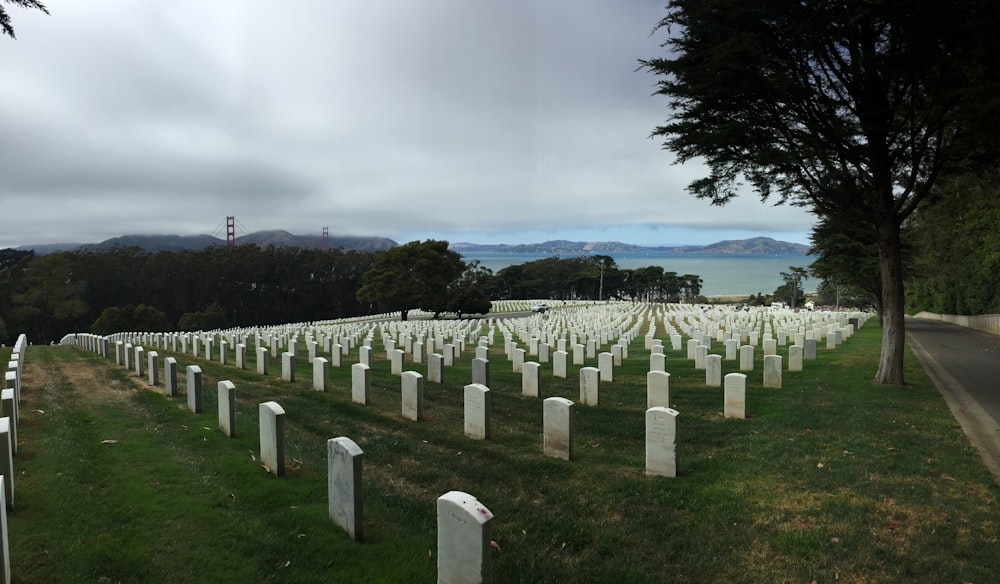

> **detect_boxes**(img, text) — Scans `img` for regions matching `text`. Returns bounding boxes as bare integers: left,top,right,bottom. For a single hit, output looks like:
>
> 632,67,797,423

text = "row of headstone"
0,333,27,582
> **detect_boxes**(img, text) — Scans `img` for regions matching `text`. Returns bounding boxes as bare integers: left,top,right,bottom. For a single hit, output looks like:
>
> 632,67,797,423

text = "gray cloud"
0,0,815,248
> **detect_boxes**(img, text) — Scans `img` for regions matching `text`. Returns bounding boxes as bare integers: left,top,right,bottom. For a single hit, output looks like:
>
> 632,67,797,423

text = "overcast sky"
1,0,816,249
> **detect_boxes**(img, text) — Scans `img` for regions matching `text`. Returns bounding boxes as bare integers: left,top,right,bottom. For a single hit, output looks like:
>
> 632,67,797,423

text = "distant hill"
233,230,396,252
450,236,809,255
17,230,397,255
86,234,223,252
696,237,810,254
16,233,807,256
449,240,650,253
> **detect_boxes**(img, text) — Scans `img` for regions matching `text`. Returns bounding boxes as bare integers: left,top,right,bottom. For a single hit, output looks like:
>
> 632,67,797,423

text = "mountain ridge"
449,236,810,255
14,234,809,255
15,230,397,254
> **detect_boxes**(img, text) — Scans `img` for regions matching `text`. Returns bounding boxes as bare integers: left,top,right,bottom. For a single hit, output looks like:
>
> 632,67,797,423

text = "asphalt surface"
906,316,1000,481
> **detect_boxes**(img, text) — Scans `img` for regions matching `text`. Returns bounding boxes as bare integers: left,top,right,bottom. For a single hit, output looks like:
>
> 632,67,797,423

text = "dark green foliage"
0,245,377,341
774,267,809,309
907,173,1000,315
809,214,883,314
356,240,465,319
91,304,172,335
814,280,872,310
495,256,612,300
177,303,228,332
0,0,47,39
487,256,704,303
641,0,1000,383
448,282,492,318
10,252,88,342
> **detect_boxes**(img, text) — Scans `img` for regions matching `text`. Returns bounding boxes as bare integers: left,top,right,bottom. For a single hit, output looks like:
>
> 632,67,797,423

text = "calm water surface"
461,251,813,297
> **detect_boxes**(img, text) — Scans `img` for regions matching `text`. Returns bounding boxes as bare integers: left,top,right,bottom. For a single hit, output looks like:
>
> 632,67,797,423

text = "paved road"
906,316,1000,481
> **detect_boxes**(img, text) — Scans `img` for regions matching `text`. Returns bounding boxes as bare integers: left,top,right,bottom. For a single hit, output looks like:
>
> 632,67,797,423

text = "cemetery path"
906,316,1000,482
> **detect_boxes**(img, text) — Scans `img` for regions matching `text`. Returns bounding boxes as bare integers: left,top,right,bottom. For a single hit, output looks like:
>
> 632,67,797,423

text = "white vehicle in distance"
531,303,549,313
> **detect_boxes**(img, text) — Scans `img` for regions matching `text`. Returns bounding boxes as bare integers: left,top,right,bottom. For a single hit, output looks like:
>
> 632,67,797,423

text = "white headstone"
645,407,679,478
464,384,491,440
705,354,722,387
647,371,671,409
788,345,803,372
428,354,444,384
259,401,285,476
281,352,296,382
543,397,574,461
164,357,178,397
509,347,524,373
437,491,493,584
351,363,371,405
739,345,755,372
256,347,269,375
186,365,203,413
804,338,817,360
147,351,159,386
553,350,568,378
763,355,782,388
0,418,12,506
724,373,746,419
522,361,540,397
0,392,14,456
695,345,707,370
579,367,600,406
471,358,490,387
402,371,424,421
313,357,329,391
218,380,236,437
135,346,146,378
598,352,614,382
328,436,364,541
725,339,738,361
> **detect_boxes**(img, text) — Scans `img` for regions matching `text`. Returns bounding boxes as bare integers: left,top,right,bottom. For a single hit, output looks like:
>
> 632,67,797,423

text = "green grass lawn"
9,319,1000,583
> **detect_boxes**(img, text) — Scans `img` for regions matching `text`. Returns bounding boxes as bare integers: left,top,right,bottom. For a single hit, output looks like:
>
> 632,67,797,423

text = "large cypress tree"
642,0,1000,384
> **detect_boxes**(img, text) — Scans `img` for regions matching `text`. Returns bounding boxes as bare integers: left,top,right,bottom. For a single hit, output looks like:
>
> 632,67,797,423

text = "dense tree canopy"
0,245,377,343
492,255,703,303
0,241,709,344
808,213,884,316
906,173,1000,315
355,240,465,320
642,0,1000,384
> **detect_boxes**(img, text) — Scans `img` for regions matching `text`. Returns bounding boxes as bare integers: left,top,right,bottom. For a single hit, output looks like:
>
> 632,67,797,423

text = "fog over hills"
15,231,397,254
450,236,810,255
14,234,808,255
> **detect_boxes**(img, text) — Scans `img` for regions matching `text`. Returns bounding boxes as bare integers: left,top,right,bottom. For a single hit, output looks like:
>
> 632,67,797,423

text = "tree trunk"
875,215,906,384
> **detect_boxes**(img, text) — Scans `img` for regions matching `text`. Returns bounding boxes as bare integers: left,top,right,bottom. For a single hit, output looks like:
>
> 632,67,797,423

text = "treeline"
490,256,704,303
806,171,1000,317
905,173,1000,315
0,245,377,343
0,243,706,344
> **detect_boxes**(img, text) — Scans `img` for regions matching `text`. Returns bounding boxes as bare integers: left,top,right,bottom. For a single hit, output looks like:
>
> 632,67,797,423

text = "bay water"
460,251,814,297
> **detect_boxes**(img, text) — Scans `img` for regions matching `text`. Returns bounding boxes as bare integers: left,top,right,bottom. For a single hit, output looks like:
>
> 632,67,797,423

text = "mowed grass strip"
8,320,1000,583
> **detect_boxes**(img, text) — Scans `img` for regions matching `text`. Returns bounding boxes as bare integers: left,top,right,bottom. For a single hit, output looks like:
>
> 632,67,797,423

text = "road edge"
906,323,1000,483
